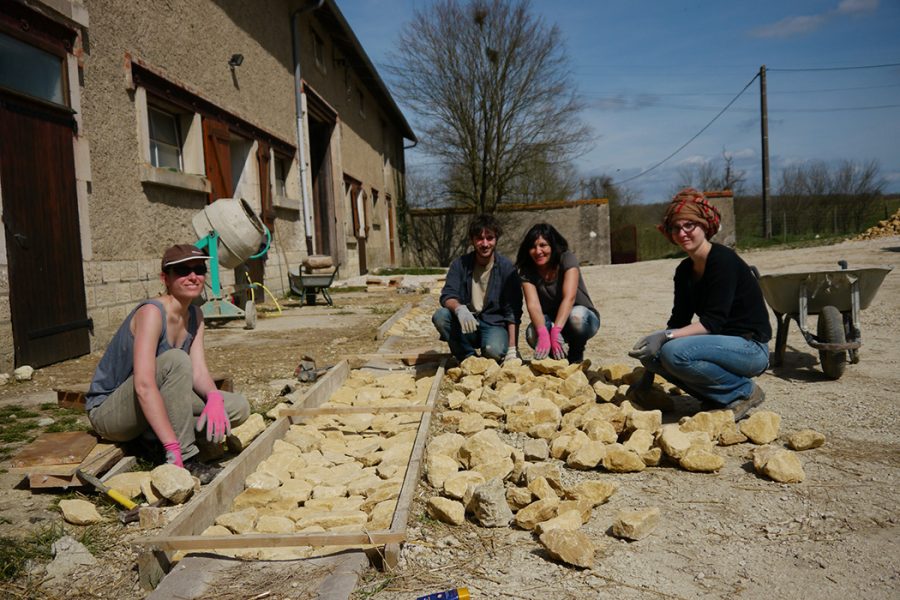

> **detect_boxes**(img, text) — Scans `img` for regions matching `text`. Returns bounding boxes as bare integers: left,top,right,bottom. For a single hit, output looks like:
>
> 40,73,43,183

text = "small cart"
288,266,337,306
757,261,892,379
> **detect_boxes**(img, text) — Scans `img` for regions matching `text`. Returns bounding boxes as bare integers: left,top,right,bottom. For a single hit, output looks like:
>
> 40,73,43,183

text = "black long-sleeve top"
667,243,772,343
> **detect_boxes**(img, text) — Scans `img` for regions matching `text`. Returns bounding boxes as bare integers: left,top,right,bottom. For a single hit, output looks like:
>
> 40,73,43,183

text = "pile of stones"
422,356,822,567
193,369,434,560
856,207,900,240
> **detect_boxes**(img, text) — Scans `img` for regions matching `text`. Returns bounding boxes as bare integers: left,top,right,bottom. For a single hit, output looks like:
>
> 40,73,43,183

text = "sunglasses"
167,264,208,277
668,221,700,235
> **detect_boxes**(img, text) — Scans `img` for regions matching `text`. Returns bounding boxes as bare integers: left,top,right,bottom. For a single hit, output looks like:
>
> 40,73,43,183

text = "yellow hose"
244,273,283,315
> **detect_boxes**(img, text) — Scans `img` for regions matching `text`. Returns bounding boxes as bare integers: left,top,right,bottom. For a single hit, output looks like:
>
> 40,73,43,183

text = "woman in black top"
516,223,600,363
629,189,771,420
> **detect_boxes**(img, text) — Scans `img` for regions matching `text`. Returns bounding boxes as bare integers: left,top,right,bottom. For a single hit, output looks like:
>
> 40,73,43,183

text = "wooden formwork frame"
136,358,444,589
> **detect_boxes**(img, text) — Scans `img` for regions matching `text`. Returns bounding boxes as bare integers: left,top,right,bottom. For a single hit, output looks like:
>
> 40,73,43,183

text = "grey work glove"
628,329,669,361
454,305,479,334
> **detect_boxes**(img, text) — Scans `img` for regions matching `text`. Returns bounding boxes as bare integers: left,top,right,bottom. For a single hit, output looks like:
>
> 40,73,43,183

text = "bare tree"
677,148,747,195
390,0,590,213
581,174,637,229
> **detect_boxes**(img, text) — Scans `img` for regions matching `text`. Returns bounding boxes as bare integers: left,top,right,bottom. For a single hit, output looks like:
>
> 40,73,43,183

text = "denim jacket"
440,251,522,328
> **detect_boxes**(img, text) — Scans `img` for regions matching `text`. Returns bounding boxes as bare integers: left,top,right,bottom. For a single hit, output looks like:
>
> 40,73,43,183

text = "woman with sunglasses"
86,244,250,483
516,223,600,363
629,188,771,420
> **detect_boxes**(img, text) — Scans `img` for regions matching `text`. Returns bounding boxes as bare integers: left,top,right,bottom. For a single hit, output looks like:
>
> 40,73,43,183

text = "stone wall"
406,199,611,267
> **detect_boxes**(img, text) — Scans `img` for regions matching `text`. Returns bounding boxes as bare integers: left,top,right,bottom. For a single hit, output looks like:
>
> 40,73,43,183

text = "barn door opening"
0,16,90,367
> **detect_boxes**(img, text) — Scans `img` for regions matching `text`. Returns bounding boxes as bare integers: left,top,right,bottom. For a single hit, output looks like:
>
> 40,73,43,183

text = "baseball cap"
161,244,209,271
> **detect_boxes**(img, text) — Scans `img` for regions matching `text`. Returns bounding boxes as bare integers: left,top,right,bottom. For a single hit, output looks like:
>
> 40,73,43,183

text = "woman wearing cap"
516,223,600,363
629,188,771,420
85,244,250,482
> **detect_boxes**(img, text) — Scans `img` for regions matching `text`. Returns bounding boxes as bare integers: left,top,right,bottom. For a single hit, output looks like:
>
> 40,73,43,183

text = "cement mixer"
192,198,269,329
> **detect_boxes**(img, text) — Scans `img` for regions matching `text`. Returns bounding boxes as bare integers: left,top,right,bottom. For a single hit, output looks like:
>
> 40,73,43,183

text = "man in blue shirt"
432,214,523,363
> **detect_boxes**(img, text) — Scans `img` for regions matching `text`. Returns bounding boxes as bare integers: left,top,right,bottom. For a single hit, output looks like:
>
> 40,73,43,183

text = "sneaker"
713,384,765,421
184,459,223,485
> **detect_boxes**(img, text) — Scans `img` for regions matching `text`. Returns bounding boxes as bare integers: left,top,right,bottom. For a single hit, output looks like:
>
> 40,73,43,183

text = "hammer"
76,469,137,510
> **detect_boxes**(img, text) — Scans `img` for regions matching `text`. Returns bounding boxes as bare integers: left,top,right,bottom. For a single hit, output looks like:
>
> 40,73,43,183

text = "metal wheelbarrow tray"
288,267,337,306
757,262,892,379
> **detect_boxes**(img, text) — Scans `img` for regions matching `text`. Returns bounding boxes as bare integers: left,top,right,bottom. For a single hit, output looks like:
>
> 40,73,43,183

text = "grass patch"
0,406,40,444
44,415,89,434
373,267,445,276
0,523,61,582
369,305,398,315
331,286,367,294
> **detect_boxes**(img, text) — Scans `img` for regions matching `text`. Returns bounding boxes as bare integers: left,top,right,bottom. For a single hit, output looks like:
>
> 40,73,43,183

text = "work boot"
705,383,766,421
627,371,674,411
184,459,223,485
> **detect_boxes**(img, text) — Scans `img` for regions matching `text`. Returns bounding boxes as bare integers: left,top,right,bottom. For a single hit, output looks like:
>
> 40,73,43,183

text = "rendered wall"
407,199,611,267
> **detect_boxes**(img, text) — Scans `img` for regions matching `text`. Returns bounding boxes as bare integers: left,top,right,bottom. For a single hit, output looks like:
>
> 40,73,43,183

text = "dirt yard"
1,236,898,599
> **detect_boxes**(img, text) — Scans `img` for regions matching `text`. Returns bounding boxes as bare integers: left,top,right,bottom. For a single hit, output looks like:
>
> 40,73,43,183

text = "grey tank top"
86,299,199,411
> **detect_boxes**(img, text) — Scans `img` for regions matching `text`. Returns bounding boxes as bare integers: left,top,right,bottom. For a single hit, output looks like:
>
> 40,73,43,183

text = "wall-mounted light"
228,54,244,68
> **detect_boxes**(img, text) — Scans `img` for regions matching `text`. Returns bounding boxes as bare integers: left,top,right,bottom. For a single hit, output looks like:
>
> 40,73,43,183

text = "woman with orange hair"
629,189,771,420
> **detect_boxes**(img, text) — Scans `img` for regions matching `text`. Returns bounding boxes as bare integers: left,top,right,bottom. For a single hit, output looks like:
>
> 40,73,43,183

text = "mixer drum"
192,198,265,269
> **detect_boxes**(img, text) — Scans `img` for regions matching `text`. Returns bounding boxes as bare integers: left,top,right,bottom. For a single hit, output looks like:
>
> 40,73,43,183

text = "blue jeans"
639,335,769,406
432,307,509,361
525,306,600,363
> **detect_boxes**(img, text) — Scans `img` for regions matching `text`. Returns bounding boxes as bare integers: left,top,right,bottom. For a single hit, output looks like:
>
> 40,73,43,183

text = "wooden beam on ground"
383,360,446,570
279,404,434,417
138,361,351,590
134,530,406,551
352,351,450,366
375,303,412,340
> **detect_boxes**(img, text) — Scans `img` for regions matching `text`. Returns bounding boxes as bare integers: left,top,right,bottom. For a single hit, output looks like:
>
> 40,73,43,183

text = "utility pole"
760,65,771,239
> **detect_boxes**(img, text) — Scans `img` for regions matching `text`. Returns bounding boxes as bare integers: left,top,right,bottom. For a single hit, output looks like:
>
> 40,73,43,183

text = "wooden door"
386,194,396,265
202,118,232,203
0,92,90,367
243,141,272,291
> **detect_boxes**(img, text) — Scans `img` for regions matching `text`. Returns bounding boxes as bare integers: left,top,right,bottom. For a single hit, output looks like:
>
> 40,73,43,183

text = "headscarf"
658,188,721,244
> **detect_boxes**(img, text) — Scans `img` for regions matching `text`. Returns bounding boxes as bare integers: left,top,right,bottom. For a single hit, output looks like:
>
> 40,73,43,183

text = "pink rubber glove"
550,325,566,360
196,390,231,444
534,326,551,360
163,440,183,467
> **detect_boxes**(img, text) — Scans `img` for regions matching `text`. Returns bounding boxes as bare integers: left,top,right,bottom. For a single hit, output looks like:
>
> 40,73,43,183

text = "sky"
337,0,900,203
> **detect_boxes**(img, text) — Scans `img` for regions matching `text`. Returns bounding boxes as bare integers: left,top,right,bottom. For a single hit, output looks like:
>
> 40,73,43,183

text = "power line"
768,62,900,72
612,74,760,186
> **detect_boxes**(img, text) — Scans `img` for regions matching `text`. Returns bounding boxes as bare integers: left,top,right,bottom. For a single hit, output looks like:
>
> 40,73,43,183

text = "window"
148,106,183,170
313,31,326,72
274,155,289,197
0,32,65,105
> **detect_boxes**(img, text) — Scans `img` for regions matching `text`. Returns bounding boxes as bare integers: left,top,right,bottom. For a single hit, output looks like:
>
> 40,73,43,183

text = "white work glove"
454,305,479,334
503,346,519,363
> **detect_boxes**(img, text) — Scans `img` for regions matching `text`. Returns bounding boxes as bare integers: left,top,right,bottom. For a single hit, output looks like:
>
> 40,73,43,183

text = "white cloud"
751,14,828,38
750,0,878,38
729,148,756,159
837,0,879,15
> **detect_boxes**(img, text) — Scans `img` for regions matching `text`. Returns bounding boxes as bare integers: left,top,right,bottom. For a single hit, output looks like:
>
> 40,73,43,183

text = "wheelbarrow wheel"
817,305,846,379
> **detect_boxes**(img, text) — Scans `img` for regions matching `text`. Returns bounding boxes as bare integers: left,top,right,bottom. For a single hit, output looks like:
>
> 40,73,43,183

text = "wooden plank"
279,404,433,417
383,361,446,569
26,443,124,489
13,442,121,476
375,303,411,340
100,456,138,482
352,351,450,365
9,431,97,469
139,361,351,589
135,530,405,551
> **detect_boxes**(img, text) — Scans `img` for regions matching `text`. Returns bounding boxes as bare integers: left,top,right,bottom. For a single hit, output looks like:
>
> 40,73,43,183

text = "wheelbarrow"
757,261,892,379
